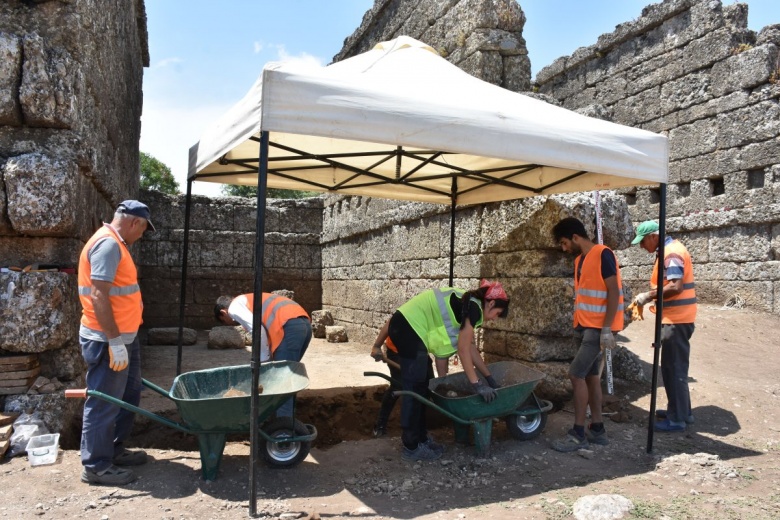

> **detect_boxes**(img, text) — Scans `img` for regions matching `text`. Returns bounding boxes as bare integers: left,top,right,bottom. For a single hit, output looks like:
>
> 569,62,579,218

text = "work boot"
114,448,148,466
423,435,445,455
551,428,589,452
81,465,136,485
654,419,686,432
655,409,695,424
585,424,609,446
401,442,442,462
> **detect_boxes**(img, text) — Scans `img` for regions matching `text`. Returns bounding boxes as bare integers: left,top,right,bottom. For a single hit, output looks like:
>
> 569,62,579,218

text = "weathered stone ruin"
1,0,778,439
0,0,148,445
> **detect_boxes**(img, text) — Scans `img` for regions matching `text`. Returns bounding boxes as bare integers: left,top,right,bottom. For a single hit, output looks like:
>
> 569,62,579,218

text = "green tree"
221,184,318,199
140,152,180,195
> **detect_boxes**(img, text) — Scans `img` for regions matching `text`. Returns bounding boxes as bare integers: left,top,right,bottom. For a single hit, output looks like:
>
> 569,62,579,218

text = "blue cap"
117,200,155,232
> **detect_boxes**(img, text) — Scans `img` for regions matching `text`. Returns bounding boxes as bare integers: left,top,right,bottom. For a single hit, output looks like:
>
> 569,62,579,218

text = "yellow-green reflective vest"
398,287,484,358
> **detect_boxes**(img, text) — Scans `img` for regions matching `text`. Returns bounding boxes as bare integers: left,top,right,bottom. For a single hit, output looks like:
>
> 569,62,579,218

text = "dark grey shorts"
569,328,604,379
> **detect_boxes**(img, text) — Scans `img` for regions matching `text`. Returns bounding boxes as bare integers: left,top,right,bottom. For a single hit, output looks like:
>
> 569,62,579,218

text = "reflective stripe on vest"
78,225,143,334
573,244,625,331
398,287,484,358
649,239,697,324
242,293,309,352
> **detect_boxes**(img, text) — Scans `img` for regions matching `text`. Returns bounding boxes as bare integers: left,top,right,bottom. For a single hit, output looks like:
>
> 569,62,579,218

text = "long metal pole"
448,177,457,287
249,132,269,516
175,179,193,376
646,183,667,453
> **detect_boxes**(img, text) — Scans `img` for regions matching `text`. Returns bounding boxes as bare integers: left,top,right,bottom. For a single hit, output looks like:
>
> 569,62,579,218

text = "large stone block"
3,153,79,236
19,34,78,128
695,280,773,312
716,101,780,150
0,33,22,126
709,224,772,262
505,333,577,363
710,43,778,97
38,339,85,382
0,272,78,353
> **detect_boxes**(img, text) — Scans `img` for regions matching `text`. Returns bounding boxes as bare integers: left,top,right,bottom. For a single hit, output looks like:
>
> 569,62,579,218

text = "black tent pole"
646,183,667,453
448,177,457,287
249,132,269,517
175,179,193,376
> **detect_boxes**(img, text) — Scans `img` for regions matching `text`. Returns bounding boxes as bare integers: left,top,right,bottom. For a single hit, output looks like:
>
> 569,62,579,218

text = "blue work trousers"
80,336,142,472
273,317,312,417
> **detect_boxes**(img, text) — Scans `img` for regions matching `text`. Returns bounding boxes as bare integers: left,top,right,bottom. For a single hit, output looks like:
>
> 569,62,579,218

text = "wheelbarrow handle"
363,371,402,387
65,387,193,435
391,389,474,426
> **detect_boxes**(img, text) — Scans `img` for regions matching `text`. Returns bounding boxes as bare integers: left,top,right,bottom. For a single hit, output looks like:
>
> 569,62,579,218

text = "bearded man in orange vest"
77,200,154,485
631,220,697,432
214,292,311,417
551,217,624,452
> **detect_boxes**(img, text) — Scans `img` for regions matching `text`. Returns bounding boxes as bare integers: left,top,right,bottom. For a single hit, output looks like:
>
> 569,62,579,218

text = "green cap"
631,220,659,245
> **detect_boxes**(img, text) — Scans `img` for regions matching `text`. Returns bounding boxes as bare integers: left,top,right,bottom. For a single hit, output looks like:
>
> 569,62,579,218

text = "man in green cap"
631,221,697,432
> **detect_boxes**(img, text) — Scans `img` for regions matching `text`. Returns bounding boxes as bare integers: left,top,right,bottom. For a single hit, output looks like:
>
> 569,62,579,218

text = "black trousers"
388,311,434,449
375,348,401,428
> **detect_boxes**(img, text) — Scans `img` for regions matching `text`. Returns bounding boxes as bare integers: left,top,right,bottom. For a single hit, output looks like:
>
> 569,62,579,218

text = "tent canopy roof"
188,37,668,205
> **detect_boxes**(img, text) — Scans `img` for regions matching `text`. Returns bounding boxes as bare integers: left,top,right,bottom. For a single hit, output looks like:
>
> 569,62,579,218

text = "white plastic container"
26,433,60,466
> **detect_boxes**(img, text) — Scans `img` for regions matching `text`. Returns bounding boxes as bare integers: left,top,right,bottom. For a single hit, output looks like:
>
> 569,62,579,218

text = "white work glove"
633,291,653,306
107,337,129,371
600,327,616,351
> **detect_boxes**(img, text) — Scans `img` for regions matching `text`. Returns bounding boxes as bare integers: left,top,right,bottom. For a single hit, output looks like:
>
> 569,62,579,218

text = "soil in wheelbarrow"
4,305,780,520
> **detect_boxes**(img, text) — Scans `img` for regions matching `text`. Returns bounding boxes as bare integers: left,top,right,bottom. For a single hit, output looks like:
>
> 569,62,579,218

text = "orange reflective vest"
649,239,697,324
573,245,625,331
242,293,309,352
78,225,143,334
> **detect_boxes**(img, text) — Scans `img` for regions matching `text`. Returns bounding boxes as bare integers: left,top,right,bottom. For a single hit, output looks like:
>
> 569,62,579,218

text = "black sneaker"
551,428,589,452
586,425,609,445
372,425,387,438
423,435,445,455
114,448,148,466
401,442,442,462
81,465,136,485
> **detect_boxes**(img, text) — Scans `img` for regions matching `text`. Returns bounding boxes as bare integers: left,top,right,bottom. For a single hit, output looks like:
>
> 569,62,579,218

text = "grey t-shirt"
79,236,138,343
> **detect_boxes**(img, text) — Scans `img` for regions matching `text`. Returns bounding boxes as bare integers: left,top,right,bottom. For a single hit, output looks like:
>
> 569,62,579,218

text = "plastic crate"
26,433,60,466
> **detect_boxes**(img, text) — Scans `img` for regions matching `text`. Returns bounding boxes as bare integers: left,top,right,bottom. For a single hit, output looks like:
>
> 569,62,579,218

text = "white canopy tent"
182,37,670,513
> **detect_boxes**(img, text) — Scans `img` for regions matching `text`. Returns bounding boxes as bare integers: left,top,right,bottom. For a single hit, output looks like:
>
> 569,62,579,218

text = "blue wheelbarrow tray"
66,361,317,480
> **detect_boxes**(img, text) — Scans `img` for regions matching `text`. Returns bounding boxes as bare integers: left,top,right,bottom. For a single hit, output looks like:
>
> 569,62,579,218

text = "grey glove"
472,380,497,403
485,375,501,389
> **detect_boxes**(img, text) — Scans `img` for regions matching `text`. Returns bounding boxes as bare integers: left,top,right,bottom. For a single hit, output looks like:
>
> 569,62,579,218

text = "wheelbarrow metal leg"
197,433,227,481
472,419,493,457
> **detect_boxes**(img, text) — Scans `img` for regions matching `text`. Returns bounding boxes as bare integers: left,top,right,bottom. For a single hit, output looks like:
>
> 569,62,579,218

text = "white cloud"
273,44,323,68
154,57,183,68
253,41,264,53
139,100,232,197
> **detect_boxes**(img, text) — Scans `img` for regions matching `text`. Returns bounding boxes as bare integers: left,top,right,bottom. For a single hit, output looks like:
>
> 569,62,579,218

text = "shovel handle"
65,389,87,399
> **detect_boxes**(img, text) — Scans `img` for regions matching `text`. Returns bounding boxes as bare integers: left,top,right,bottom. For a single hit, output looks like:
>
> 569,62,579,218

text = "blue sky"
139,1,779,196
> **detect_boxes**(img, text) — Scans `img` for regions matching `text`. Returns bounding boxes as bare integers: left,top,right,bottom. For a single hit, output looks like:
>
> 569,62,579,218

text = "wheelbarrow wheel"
261,417,311,468
505,409,547,441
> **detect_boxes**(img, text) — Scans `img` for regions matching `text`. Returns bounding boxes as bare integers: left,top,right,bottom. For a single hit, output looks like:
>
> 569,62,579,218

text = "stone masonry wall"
321,193,636,399
535,0,780,313
0,0,148,439
139,190,324,330
334,0,531,93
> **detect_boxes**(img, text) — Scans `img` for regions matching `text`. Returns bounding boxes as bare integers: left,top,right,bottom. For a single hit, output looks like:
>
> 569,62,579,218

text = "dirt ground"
2,304,780,519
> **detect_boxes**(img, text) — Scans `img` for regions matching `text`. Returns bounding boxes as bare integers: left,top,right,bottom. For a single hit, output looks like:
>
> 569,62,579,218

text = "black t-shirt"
576,248,617,283
449,293,482,328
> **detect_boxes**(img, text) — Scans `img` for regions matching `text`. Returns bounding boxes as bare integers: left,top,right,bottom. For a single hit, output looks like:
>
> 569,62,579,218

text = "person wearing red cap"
551,217,624,452
372,280,510,461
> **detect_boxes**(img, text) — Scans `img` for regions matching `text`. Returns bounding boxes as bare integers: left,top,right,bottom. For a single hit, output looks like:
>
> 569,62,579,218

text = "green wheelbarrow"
366,360,552,456
65,361,317,480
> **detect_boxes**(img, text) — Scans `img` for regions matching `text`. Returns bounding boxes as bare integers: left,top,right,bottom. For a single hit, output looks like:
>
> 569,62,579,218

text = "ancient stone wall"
335,0,531,93
0,0,148,437
139,190,324,330
535,0,780,313
321,193,636,399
